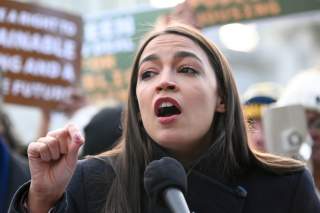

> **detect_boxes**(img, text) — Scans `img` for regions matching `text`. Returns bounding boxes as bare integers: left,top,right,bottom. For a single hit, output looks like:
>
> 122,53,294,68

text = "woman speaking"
9,24,320,213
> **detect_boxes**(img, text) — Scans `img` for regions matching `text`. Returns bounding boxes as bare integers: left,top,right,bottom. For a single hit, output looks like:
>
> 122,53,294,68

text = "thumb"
66,124,84,164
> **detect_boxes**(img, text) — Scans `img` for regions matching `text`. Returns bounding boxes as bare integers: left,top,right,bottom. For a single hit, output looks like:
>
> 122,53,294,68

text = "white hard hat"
277,68,320,112
242,82,283,119
243,82,283,105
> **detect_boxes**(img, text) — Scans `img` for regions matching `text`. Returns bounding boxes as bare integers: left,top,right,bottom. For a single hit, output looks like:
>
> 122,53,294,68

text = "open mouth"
155,98,181,117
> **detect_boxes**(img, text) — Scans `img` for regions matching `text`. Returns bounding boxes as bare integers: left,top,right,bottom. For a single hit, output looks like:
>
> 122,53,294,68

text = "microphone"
144,157,190,213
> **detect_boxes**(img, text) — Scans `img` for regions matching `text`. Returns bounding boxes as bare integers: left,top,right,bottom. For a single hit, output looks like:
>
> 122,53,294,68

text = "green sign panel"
82,7,169,102
189,0,320,27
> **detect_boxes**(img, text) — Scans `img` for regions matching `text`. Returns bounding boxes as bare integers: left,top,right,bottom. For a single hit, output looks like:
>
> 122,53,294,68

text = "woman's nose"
156,81,177,92
156,72,177,92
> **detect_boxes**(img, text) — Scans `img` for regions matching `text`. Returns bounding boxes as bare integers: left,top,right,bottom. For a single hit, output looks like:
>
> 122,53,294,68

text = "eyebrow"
139,51,203,68
174,51,202,64
139,54,159,67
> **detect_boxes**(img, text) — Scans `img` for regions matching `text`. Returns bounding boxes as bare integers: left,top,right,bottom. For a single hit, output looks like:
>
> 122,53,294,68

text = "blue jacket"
1,150,30,213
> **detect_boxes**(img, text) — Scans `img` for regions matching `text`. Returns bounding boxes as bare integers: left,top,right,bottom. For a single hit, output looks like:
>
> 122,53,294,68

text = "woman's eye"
141,71,156,80
179,66,198,75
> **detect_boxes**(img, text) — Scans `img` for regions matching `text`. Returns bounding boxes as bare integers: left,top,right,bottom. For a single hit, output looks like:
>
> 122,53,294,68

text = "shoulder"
240,166,313,199
77,156,115,172
74,156,116,182
66,156,117,211
241,167,320,212
288,168,319,202
266,168,320,211
238,165,302,192
244,166,311,188
68,156,116,193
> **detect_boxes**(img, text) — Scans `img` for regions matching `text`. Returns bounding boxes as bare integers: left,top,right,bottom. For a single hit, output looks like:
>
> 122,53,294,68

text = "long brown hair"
100,24,304,213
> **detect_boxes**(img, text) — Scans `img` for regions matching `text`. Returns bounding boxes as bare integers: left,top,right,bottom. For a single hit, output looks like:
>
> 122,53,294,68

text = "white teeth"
160,102,174,108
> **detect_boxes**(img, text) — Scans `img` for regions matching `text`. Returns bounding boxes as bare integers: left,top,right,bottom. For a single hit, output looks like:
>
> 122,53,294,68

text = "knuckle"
47,128,65,137
27,142,39,154
38,143,49,153
37,137,49,143
28,141,37,148
46,138,56,147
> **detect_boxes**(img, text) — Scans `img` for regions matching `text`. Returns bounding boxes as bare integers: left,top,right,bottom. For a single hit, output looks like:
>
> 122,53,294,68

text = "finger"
37,141,51,162
47,128,70,140
47,135,68,155
27,142,41,159
66,123,84,144
58,136,68,155
65,123,84,162
47,129,69,155
39,136,61,161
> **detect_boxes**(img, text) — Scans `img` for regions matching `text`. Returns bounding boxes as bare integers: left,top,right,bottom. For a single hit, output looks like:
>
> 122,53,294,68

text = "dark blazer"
3,152,30,213
8,156,320,213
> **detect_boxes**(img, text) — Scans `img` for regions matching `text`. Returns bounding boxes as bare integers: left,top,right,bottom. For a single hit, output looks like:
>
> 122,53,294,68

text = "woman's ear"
215,97,226,113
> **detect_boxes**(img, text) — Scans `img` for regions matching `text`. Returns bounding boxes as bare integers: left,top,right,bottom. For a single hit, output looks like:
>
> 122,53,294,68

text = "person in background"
39,88,121,157
81,105,123,157
9,24,320,213
277,67,320,191
242,82,283,152
0,109,26,156
0,110,30,213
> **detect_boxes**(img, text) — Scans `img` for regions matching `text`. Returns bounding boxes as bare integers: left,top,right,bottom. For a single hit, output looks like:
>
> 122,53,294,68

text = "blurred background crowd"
1,0,320,212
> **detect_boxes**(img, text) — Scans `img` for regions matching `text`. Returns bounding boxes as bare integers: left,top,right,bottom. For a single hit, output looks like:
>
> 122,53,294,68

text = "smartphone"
262,104,312,161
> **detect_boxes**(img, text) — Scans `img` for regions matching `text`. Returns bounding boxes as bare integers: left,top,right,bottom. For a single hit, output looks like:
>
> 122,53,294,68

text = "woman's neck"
169,135,213,167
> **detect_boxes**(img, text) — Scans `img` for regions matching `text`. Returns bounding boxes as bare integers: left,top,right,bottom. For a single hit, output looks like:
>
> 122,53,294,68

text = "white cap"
243,82,283,104
277,68,320,112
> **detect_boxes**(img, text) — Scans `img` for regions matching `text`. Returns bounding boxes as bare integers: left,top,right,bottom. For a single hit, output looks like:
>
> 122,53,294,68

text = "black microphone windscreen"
143,157,187,203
